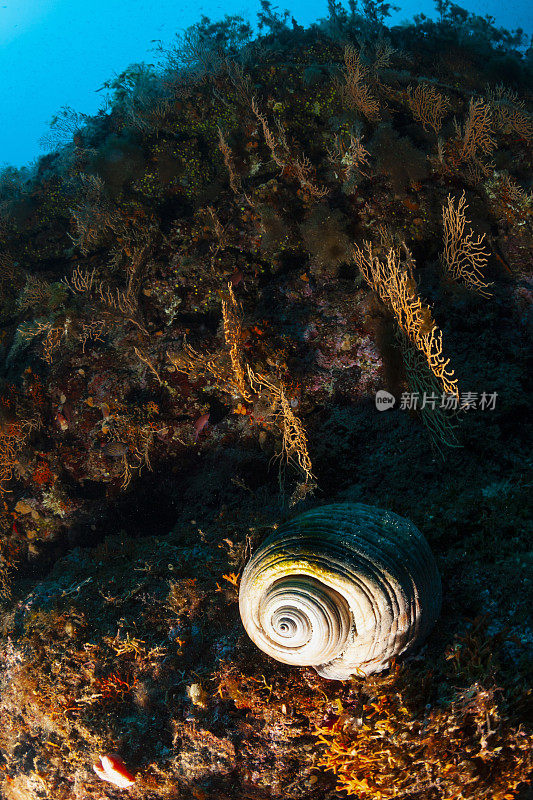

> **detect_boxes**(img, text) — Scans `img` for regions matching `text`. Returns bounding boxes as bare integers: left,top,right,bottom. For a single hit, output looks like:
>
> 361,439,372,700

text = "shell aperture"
238,503,442,680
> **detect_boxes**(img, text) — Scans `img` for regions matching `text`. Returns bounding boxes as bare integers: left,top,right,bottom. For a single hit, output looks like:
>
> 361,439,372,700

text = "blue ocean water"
0,0,531,169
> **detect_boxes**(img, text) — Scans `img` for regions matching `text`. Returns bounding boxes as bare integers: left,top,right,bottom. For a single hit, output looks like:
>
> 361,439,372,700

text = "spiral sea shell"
239,503,441,680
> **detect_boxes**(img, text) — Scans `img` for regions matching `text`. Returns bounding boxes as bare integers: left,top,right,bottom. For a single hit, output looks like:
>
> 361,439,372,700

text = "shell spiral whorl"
256,575,352,666
239,503,442,680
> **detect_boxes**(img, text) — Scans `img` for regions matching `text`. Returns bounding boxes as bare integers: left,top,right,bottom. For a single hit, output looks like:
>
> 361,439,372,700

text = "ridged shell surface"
239,503,441,680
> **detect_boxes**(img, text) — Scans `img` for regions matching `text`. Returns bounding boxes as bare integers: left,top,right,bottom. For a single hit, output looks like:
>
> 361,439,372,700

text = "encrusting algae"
0,0,531,797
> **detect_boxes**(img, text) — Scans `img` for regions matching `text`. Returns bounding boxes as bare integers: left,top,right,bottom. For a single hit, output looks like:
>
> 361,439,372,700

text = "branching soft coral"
440,192,493,296
354,241,459,397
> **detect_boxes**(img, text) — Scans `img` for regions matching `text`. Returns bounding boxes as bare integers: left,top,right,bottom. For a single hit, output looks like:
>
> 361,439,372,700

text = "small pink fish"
193,412,210,441
230,268,244,286
93,754,135,789
56,412,69,431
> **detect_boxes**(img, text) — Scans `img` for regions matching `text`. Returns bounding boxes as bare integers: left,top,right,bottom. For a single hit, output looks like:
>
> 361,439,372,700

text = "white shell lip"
239,502,442,680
